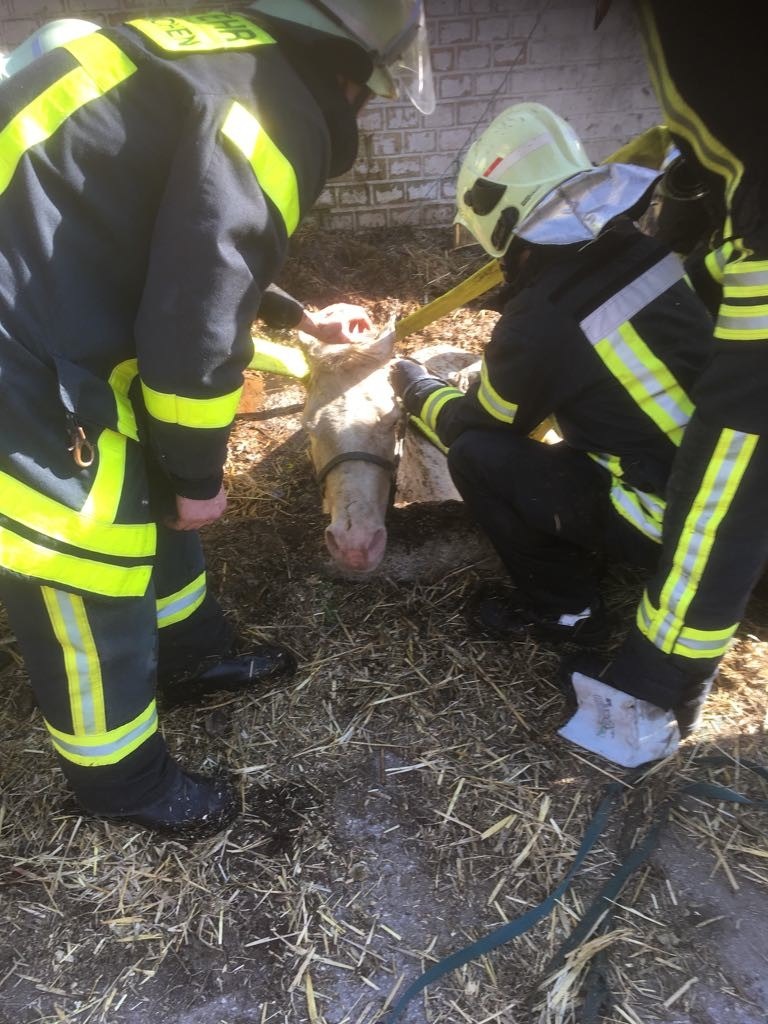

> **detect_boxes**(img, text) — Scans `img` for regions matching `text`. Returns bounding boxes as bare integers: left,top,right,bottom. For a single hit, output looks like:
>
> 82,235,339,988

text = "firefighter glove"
389,358,446,415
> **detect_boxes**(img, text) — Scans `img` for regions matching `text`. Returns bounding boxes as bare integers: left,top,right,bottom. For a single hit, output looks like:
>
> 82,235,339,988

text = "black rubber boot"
157,644,297,709
466,586,613,647
79,758,238,838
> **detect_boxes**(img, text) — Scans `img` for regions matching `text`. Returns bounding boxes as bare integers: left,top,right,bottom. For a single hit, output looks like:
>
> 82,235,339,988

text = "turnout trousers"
0,526,230,814
448,431,658,612
610,2,768,708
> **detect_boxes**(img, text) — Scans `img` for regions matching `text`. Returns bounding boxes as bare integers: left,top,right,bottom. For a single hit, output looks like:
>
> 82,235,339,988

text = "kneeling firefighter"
390,103,715,767
0,2,434,835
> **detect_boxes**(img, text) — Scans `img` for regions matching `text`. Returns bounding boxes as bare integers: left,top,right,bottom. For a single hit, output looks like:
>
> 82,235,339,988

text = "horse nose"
325,523,387,573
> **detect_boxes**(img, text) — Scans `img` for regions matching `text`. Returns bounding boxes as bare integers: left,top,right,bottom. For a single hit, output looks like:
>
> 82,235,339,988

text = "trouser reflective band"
0,574,160,773
40,587,158,766
636,590,737,660
46,701,158,767
642,427,757,655
156,570,207,629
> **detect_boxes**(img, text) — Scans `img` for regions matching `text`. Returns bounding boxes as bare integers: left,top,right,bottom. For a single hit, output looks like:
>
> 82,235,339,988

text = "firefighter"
552,0,768,768
390,103,716,764
0,2,434,834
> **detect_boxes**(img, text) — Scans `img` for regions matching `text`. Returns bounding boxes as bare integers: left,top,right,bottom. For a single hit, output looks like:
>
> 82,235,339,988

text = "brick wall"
1,0,660,231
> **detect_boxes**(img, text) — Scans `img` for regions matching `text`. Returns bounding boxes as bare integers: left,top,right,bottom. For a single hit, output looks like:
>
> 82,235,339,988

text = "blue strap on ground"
385,755,768,1024
385,783,623,1023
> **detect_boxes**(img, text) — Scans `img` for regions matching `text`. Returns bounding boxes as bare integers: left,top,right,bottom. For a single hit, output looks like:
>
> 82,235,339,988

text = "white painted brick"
337,185,369,207
422,204,454,226
476,16,510,41
406,181,438,202
456,45,492,71
386,106,422,131
357,210,388,229
389,206,424,227
457,100,494,126
424,153,456,178
320,211,356,232
372,183,406,205
493,39,529,66
371,133,403,158
438,19,473,45
388,156,422,178
431,46,455,72
439,74,474,100
405,131,437,154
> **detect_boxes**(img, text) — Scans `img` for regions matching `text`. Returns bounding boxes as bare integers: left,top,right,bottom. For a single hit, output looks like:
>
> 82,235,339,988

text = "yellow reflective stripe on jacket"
477,360,518,424
637,590,737,660
81,429,127,523
141,380,243,428
46,700,158,767
221,101,300,235
156,570,207,629
642,428,757,654
129,13,273,53
704,240,734,286
0,469,154,557
108,359,140,440
0,34,136,195
579,253,684,343
420,386,464,434
715,253,768,339
588,452,665,542
0,524,152,597
593,322,693,445
43,587,106,735
607,480,665,542
637,2,744,203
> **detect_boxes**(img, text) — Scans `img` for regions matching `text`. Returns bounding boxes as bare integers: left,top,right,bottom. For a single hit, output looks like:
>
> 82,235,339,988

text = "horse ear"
359,328,396,364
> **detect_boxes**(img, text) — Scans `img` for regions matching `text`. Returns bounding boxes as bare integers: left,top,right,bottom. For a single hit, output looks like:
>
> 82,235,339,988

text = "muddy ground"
1,228,767,1024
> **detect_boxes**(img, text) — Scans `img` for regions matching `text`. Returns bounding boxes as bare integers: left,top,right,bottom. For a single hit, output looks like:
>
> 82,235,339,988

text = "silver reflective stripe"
609,482,663,541
52,706,158,759
726,269,768,289
653,430,751,650
49,590,100,732
580,254,684,343
599,327,691,436
676,635,730,654
717,312,768,333
156,574,207,627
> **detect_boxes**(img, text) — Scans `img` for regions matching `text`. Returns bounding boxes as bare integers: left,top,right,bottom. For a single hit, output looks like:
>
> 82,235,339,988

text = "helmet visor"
387,6,435,114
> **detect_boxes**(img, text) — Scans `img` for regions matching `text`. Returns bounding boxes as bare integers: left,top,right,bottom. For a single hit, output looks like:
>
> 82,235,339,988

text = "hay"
0,227,767,1024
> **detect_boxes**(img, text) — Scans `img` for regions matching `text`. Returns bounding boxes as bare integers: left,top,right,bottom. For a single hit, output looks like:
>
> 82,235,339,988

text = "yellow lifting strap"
247,127,671,378
249,335,310,379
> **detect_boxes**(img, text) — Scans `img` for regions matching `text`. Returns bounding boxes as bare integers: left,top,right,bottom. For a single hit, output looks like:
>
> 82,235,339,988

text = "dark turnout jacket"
411,224,715,542
0,11,355,598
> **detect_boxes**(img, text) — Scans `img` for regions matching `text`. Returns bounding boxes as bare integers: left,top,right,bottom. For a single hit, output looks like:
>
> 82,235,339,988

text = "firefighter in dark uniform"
390,103,715,766
552,0,768,767
0,2,435,833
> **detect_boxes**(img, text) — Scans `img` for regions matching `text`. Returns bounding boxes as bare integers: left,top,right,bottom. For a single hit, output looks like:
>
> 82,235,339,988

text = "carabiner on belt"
67,414,95,468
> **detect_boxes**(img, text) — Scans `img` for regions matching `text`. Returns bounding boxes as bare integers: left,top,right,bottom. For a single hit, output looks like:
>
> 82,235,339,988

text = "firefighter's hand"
389,358,445,414
167,487,227,531
299,303,373,344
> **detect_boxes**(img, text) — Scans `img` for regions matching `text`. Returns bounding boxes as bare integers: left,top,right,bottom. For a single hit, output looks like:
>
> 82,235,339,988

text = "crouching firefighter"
0,2,434,835
390,103,715,765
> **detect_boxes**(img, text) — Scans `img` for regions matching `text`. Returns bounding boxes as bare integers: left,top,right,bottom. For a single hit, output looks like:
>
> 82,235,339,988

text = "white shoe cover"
558,672,680,768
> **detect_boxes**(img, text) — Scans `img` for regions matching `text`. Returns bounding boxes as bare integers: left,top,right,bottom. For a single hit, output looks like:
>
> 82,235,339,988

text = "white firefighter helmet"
248,0,434,113
0,19,99,79
456,102,661,254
